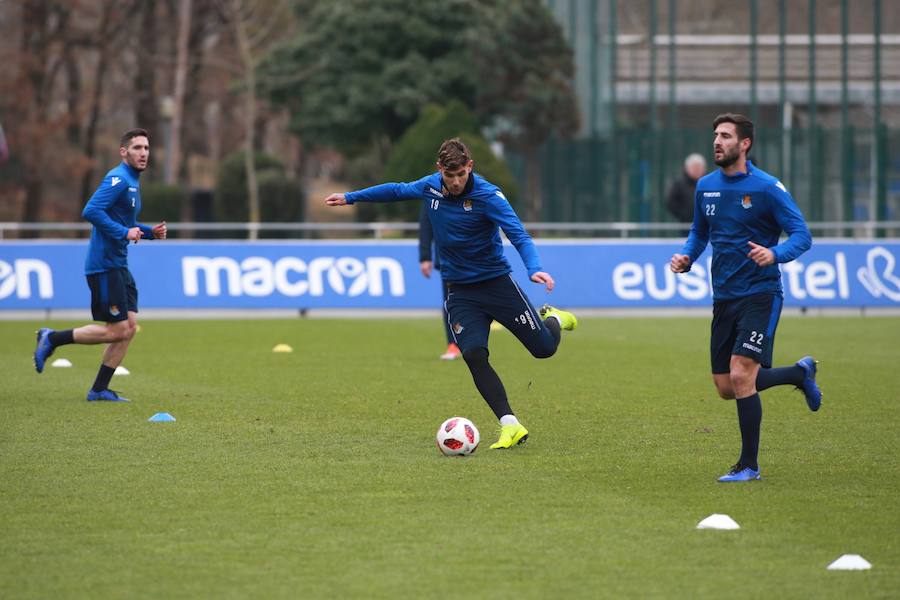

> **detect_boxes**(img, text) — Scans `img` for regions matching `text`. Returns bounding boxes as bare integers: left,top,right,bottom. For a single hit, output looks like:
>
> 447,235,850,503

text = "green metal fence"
509,125,898,232
528,0,898,231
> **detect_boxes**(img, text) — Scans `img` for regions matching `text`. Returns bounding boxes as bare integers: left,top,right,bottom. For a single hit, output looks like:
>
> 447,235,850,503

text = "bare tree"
15,1,73,229
134,0,161,151
224,0,295,239
0,0,302,226
78,0,134,204
166,0,193,185
0,0,139,226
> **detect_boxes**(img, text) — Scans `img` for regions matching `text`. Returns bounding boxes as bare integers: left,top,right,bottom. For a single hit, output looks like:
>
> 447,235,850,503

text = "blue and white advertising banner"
1,240,899,310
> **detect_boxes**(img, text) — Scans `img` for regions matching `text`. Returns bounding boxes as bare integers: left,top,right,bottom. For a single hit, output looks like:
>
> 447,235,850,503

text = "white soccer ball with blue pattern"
436,417,480,456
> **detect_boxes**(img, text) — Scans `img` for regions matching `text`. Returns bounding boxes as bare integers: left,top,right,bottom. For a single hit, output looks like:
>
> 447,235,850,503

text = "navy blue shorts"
710,293,783,373
86,268,138,323
445,274,557,358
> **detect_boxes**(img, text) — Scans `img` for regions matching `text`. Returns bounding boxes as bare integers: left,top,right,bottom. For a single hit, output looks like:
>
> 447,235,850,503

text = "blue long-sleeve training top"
82,162,153,275
346,172,541,284
681,160,812,301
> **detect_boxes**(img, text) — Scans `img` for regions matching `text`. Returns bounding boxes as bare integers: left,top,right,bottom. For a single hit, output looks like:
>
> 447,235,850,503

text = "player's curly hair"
437,138,471,170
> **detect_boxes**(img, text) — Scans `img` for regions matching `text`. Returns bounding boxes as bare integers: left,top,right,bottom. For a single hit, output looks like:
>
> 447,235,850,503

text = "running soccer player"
325,138,577,449
670,113,822,482
33,128,167,402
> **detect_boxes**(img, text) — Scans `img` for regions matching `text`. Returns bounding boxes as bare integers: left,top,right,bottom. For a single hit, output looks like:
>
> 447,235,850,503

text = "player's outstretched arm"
531,271,555,292
325,193,347,206
670,253,692,273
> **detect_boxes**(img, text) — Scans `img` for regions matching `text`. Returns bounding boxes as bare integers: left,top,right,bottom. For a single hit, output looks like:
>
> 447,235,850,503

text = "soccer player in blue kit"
325,138,577,449
33,129,167,401
670,114,822,482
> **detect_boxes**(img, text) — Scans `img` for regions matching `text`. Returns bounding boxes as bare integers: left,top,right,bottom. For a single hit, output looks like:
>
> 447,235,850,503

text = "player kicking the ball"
325,138,576,449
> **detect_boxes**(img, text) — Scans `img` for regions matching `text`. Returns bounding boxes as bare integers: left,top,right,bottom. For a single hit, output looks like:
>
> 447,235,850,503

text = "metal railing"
2,221,900,240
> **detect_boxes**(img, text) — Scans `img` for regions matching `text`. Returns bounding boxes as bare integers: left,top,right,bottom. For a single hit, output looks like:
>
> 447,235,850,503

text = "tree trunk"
22,179,44,227
242,75,260,239
64,53,82,146
18,1,50,235
78,1,128,208
232,0,260,239
80,40,112,206
167,0,192,185
134,0,160,143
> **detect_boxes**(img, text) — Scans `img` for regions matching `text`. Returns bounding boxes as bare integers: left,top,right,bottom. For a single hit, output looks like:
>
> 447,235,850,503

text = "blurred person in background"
326,138,577,450
33,128,167,402
418,204,461,360
670,113,820,483
666,153,707,224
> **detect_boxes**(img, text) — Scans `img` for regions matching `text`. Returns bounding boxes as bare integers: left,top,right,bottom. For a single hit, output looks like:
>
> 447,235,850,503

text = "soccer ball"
436,417,480,456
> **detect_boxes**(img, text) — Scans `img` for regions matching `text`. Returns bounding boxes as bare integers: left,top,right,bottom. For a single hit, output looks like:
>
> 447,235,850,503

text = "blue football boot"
33,328,55,373
86,389,130,402
718,463,761,482
795,356,822,412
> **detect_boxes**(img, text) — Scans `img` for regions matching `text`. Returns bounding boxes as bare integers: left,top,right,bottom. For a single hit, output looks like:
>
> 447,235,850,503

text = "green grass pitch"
1,316,898,598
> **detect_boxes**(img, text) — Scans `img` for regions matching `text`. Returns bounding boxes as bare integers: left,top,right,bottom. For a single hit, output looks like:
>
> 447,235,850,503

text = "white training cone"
272,343,293,353
114,366,130,376
827,554,871,570
696,514,740,530
51,358,73,368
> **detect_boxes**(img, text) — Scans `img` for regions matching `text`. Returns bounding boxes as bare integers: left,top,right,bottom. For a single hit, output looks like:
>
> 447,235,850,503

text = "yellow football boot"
539,305,578,331
489,423,530,449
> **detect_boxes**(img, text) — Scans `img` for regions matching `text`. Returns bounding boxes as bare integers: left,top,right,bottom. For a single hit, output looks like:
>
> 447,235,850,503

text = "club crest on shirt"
453,323,464,335
741,194,753,209
463,199,473,212
109,305,120,316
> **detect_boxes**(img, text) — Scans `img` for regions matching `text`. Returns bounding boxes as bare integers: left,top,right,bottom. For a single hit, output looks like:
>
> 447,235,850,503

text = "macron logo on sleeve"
111,177,121,187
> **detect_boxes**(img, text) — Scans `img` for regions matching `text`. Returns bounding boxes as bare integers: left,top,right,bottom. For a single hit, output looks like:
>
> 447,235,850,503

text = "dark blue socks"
735,393,762,471
756,366,804,391
91,364,116,393
48,329,74,348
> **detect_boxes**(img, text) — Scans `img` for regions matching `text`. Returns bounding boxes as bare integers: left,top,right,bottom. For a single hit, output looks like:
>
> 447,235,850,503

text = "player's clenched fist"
670,253,692,273
325,193,347,206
